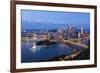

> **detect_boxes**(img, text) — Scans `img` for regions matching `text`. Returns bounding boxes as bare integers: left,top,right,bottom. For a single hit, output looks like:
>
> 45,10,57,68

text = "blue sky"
21,10,90,30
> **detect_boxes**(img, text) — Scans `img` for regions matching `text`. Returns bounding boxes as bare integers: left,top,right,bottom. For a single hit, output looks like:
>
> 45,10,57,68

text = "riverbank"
28,48,90,62
21,39,90,63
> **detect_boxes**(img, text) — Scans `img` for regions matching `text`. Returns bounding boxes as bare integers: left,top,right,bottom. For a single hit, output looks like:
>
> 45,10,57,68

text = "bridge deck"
62,39,88,49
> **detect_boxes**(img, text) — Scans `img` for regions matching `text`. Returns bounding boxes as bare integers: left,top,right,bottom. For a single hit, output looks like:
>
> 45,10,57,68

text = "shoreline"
22,47,90,63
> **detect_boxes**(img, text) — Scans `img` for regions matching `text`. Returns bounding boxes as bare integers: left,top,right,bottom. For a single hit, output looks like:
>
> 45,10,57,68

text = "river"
21,40,90,63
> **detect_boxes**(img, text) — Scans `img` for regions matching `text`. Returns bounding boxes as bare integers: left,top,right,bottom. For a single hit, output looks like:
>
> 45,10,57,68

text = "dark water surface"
21,41,88,63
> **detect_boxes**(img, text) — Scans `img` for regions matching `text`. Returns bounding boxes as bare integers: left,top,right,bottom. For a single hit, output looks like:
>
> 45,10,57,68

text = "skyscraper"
81,27,84,34
78,32,81,39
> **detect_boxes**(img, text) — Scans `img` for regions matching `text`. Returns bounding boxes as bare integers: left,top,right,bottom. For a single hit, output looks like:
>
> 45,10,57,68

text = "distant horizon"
21,10,90,30
21,25,90,31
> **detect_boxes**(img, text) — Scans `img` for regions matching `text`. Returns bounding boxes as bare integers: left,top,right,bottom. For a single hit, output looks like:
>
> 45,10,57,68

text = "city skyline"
21,10,90,30
21,10,90,63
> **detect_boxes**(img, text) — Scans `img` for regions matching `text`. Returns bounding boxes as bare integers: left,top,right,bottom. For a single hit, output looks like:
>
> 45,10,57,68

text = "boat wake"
30,43,47,52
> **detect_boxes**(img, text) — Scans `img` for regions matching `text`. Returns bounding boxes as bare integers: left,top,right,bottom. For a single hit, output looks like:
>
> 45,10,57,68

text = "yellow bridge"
49,36,89,49
62,39,88,49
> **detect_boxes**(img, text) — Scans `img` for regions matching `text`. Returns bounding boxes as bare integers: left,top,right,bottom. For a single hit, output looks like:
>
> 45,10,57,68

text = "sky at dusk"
21,10,90,30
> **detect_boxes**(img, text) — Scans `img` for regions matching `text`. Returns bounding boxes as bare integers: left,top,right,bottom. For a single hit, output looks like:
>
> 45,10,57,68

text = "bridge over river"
62,39,88,49
22,34,89,49
50,36,89,49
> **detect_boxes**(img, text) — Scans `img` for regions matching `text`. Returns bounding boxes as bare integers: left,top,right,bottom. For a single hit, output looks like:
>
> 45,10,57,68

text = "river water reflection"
21,40,88,63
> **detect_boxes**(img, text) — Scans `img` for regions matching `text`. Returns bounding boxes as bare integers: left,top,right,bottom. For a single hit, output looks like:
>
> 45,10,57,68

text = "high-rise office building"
81,27,84,34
